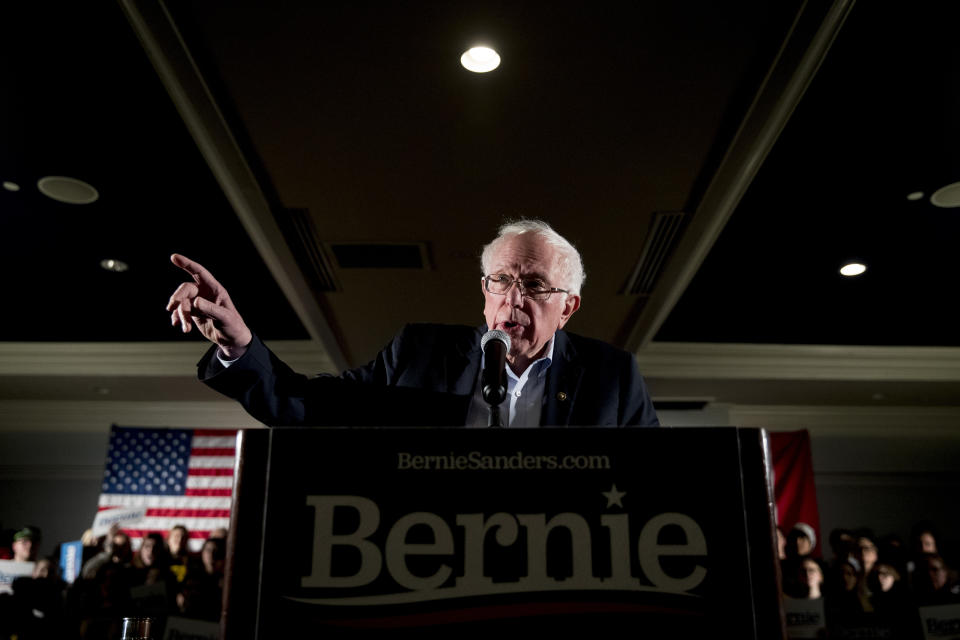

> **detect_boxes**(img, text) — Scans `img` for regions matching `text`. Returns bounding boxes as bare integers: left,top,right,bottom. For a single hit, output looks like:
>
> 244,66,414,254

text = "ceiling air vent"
623,211,685,295
275,208,339,292
653,400,710,411
329,243,429,269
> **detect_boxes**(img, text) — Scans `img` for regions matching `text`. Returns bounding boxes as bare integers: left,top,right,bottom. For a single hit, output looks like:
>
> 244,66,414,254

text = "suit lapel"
446,327,483,423
542,330,584,426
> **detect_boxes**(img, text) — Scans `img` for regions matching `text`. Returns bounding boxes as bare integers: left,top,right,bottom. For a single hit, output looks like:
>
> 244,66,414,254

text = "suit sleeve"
198,330,467,427
621,353,660,427
199,334,354,426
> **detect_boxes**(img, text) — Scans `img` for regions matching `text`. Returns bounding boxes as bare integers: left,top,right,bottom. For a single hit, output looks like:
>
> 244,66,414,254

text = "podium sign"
224,428,783,638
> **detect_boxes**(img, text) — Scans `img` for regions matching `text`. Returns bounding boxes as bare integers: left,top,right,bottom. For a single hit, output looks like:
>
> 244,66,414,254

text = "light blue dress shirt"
466,335,555,428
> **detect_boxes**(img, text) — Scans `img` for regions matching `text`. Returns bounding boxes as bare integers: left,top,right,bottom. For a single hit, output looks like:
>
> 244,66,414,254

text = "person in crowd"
74,527,137,638
80,528,102,567
6,557,68,639
166,524,191,583
132,532,171,584
828,528,856,566
10,527,40,563
786,523,817,558
911,522,939,555
80,527,132,580
855,529,879,578
177,537,226,621
826,556,873,617
783,555,828,600
877,533,908,578
872,561,902,595
802,557,826,600
913,553,960,606
868,557,913,617
907,521,940,588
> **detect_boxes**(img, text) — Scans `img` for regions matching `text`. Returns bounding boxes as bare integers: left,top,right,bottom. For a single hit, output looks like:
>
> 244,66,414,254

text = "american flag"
97,426,237,552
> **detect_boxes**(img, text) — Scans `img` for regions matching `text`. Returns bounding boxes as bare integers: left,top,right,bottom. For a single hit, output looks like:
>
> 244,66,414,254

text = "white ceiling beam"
0,341,334,377
118,0,347,370
637,342,960,382
627,0,856,350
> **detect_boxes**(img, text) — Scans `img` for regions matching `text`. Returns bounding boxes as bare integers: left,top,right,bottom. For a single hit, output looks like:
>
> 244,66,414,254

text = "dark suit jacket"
200,323,659,427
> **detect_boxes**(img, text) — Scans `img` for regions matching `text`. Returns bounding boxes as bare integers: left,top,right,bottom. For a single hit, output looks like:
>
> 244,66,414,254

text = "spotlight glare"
100,258,129,273
930,181,960,208
461,46,501,73
839,263,867,277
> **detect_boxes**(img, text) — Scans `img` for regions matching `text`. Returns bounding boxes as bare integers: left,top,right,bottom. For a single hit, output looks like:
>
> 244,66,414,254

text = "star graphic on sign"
602,483,626,508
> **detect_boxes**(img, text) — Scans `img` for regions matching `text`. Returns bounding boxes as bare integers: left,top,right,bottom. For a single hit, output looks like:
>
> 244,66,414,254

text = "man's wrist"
218,333,252,361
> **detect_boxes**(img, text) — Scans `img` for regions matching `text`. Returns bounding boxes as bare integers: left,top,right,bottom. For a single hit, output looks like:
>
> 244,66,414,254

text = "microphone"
480,329,511,407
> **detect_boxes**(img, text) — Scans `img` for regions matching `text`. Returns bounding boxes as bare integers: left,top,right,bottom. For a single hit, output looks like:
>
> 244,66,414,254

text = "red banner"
769,430,821,557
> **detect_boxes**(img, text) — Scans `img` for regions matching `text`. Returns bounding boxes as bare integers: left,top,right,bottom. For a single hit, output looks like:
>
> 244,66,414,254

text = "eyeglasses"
483,274,569,301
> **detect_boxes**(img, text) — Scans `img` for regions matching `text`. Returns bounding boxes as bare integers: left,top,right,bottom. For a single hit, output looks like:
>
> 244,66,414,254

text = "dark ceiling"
2,1,958,376
658,0,960,347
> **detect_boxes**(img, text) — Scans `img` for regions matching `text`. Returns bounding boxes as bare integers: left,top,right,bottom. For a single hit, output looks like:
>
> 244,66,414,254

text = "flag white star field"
97,426,237,552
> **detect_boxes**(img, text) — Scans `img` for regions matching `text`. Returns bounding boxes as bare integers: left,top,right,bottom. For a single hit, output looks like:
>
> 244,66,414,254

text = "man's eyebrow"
493,269,549,280
522,271,550,281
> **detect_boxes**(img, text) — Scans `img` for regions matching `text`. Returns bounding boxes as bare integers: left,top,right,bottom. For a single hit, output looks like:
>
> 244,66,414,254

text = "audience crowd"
779,520,960,638
2,517,956,639
0,524,226,639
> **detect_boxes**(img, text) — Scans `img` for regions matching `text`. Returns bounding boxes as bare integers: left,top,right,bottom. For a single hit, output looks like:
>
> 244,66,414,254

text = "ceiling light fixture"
37,176,99,204
906,191,924,201
2,181,20,192
839,262,866,277
460,46,501,73
100,258,129,273
930,181,960,208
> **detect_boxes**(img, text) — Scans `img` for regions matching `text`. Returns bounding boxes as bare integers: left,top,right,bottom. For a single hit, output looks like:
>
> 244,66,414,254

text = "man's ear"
557,294,581,329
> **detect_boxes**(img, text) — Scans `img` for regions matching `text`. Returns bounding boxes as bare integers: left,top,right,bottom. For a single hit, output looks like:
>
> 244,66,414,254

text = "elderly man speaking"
167,220,658,428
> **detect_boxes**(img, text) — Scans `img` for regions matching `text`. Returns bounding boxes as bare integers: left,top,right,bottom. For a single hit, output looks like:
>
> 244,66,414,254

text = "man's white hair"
480,219,586,295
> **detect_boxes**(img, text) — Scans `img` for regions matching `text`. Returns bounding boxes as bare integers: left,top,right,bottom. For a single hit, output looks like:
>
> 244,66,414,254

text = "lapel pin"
556,391,567,402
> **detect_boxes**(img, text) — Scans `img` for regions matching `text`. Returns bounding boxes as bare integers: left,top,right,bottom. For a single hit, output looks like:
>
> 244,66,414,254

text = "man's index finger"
170,253,219,290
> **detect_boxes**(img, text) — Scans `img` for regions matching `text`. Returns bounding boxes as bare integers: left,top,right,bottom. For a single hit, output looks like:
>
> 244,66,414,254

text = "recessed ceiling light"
37,175,99,204
461,46,501,73
2,181,20,192
930,181,960,208
839,262,866,277
100,258,129,273
906,191,924,201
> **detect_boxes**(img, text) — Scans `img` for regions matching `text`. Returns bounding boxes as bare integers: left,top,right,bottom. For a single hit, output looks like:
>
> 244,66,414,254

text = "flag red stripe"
121,530,217,540
145,508,232,518
192,429,237,437
186,467,234,476
189,447,236,456
121,528,220,539
185,488,232,496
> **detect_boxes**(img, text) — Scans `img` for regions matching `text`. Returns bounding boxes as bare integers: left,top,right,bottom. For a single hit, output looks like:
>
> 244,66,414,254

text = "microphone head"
481,329,511,352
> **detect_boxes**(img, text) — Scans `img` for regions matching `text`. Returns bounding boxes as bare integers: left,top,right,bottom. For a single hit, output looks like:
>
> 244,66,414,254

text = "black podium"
222,427,785,638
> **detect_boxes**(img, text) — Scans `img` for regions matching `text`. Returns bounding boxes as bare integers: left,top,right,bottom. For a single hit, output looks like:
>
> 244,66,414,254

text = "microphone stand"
487,401,503,427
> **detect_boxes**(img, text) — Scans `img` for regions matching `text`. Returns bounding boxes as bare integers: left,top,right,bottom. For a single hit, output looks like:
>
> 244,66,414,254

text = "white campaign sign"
92,506,147,537
920,603,960,640
0,560,35,594
163,616,220,640
783,596,826,639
